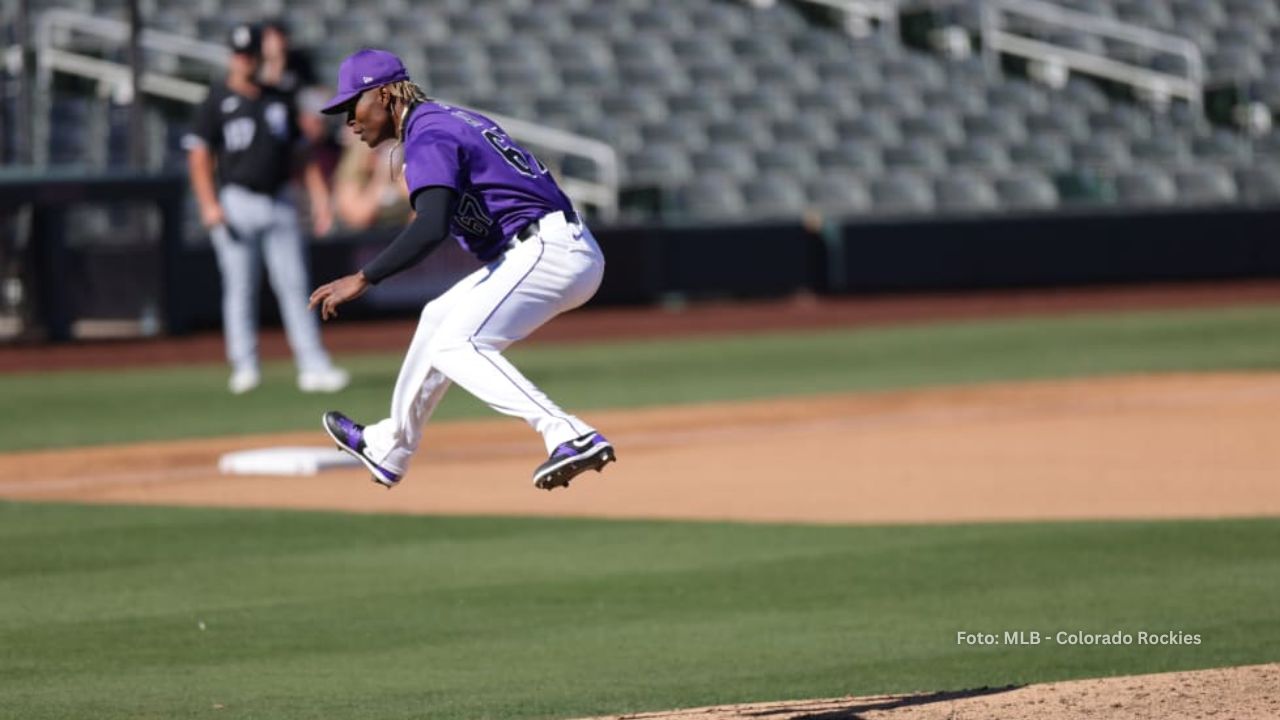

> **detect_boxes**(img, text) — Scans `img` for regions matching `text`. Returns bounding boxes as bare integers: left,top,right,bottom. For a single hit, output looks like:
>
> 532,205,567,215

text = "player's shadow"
742,685,1022,719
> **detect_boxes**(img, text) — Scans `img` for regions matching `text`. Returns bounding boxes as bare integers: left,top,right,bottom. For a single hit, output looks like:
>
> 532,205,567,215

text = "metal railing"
30,9,619,220
980,0,1204,109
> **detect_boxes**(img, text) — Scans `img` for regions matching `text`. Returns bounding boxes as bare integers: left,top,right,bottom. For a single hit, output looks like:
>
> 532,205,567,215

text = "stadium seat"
600,89,668,125
729,87,797,121
817,142,885,173
1089,107,1154,137
1073,135,1132,167
671,36,734,64
1010,135,1073,171
1234,165,1280,203
575,117,643,155
755,145,820,176
510,8,572,39
836,112,903,148
692,146,757,178
632,5,691,34
901,110,966,145
935,173,1001,212
1115,169,1178,205
743,174,810,219
666,91,733,123
964,110,1028,143
1056,78,1111,114
948,139,1013,171
626,144,694,186
860,87,925,118
795,88,861,119
1174,166,1239,204
923,87,989,116
1026,110,1091,140
996,172,1061,210
641,117,709,151
1190,132,1252,164
986,84,1050,115
571,6,631,36
772,116,838,149
706,117,773,147
884,141,948,172
1130,137,1190,165
809,172,874,216
872,173,936,214
688,60,755,94
680,175,747,219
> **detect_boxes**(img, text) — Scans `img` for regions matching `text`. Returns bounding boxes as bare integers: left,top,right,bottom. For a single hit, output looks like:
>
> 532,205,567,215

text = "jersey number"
455,192,494,236
482,128,547,178
223,117,256,152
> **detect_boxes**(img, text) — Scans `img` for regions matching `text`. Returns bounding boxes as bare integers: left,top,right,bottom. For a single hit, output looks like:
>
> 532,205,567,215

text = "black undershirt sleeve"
360,186,458,285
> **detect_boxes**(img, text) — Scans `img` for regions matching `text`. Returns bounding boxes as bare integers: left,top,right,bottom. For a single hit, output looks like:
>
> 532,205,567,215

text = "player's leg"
262,195,347,391
325,245,493,484
357,288,469,476
427,213,605,451
328,213,609,487
212,187,264,393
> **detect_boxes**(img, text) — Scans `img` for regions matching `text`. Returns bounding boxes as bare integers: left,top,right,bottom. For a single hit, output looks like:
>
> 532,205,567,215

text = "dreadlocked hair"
385,79,431,178
386,80,430,141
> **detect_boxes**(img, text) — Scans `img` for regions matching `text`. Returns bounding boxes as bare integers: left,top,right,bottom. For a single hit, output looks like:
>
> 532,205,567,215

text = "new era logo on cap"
363,76,374,84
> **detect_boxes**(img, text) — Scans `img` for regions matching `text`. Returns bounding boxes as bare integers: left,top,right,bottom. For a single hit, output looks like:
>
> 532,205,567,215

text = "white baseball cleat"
298,367,351,393
228,368,261,395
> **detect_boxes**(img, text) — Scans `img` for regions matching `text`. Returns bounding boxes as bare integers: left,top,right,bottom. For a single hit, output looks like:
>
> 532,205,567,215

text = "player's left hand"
309,272,371,321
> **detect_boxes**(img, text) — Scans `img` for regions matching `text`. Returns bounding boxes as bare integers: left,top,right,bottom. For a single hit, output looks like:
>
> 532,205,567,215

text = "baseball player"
310,49,615,491
185,24,348,395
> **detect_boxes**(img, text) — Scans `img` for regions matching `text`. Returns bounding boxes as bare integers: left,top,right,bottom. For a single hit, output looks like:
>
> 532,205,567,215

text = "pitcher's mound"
581,663,1279,719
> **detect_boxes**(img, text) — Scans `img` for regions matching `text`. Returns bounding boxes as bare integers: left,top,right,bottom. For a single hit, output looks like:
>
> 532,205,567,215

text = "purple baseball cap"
320,49,410,114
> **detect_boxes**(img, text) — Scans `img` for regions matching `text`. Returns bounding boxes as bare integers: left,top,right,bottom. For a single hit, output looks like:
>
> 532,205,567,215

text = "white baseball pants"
361,211,605,475
211,184,334,375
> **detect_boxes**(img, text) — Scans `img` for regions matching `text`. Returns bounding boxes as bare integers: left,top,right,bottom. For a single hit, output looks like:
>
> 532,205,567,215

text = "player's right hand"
200,203,227,230
309,272,371,321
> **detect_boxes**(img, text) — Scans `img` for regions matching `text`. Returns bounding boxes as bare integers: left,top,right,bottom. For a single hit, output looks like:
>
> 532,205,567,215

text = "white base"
218,447,361,476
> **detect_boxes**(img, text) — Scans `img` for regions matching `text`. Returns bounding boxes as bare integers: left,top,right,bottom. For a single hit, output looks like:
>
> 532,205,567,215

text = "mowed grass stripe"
1,502,1277,719
5,304,1280,452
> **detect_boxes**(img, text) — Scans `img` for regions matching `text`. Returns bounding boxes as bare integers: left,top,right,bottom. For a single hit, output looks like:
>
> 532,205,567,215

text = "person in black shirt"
259,19,317,96
184,23,346,395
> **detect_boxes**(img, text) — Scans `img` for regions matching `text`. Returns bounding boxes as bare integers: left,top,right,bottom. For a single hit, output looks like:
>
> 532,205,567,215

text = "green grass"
0,503,1276,719
4,304,1280,452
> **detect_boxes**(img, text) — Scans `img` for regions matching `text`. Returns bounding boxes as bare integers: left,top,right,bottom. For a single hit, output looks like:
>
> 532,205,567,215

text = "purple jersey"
401,102,575,261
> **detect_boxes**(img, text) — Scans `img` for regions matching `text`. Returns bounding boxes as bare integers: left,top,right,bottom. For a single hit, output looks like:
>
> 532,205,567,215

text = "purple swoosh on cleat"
335,417,363,448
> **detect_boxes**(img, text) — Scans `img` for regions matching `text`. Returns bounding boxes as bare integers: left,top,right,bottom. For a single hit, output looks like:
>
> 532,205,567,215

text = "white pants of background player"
212,184,336,377
362,210,604,476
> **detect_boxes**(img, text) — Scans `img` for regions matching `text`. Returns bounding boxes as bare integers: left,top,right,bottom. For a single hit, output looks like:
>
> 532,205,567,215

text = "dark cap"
319,49,410,114
227,24,262,56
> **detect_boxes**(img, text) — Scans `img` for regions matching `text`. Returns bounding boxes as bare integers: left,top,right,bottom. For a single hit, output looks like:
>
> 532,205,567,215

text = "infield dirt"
3,372,1278,525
